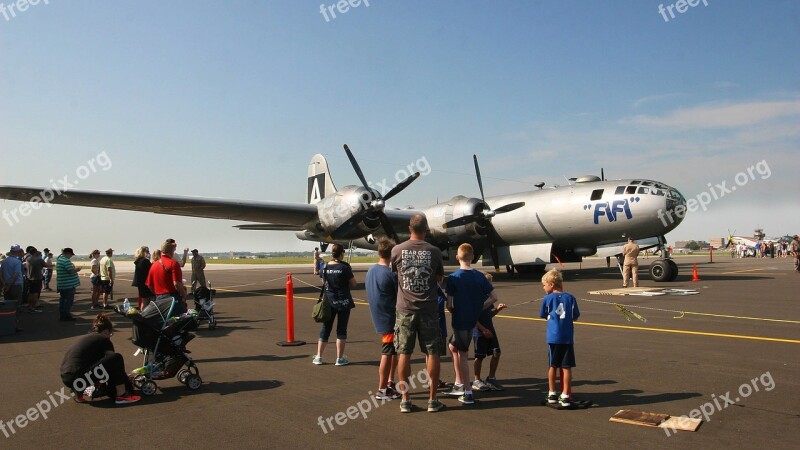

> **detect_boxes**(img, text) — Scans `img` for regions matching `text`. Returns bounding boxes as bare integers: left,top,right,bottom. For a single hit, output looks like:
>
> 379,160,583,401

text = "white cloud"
620,99,800,129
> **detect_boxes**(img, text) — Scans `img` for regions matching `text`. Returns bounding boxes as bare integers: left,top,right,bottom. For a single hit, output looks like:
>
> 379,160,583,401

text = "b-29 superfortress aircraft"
0,145,687,281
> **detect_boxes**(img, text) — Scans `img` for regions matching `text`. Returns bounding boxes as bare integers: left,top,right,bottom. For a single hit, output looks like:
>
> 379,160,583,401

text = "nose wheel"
649,249,679,282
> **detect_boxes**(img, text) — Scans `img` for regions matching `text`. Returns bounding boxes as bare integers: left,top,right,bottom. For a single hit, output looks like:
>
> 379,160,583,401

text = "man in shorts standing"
391,214,445,413
99,249,115,309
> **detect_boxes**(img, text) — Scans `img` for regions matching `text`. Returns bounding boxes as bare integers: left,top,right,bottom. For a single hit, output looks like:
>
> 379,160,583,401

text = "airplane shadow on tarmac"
195,354,308,364
472,377,702,410
490,265,771,283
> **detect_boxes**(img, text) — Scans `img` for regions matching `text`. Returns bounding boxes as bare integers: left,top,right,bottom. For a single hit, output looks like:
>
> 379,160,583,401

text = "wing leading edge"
0,185,318,227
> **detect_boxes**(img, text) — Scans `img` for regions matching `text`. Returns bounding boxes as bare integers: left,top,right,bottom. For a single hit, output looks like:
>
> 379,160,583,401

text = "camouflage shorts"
394,310,443,356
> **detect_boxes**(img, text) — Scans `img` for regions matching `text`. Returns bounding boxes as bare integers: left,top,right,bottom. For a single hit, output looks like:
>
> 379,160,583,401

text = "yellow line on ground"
719,268,765,274
496,314,800,344
216,287,800,344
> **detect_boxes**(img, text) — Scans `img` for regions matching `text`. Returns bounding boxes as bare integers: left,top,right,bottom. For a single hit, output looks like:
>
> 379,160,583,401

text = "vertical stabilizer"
307,154,337,204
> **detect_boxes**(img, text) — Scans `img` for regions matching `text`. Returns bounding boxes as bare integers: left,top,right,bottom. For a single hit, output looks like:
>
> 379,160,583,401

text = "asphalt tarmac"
1,256,798,449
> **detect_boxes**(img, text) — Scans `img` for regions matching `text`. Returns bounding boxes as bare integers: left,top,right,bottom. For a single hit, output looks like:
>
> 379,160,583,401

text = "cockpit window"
630,180,641,185
651,188,665,196
614,186,625,195
625,186,636,194
590,189,604,200
637,186,649,194
641,181,653,186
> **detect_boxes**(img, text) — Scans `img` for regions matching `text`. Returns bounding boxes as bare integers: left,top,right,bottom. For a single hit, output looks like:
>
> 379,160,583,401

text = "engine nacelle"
425,196,489,246
316,186,382,239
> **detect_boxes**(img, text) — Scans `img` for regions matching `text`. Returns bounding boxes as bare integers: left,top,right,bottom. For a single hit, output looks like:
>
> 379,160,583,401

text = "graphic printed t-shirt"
390,239,443,313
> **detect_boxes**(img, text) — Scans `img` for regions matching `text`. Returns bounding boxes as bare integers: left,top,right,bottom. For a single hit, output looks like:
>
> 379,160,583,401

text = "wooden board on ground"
609,409,669,427
609,409,702,432
658,416,702,432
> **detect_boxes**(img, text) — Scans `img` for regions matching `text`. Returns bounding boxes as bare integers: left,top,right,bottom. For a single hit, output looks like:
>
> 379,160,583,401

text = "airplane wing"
0,185,318,226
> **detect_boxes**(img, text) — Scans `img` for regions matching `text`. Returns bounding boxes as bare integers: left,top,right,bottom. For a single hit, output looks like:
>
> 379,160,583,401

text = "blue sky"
1,0,798,253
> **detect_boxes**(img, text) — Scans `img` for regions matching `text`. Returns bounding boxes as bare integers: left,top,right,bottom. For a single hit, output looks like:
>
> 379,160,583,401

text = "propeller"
442,154,525,271
329,145,420,242
725,229,737,248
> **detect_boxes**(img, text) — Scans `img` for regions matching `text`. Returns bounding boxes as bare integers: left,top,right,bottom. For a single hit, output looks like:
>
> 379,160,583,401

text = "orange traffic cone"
691,263,701,282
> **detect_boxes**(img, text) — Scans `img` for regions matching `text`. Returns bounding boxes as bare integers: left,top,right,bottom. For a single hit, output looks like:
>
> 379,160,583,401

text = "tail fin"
307,154,337,204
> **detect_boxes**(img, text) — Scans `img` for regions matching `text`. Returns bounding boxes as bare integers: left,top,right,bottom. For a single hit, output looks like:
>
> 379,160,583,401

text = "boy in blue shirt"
444,244,496,405
539,269,580,407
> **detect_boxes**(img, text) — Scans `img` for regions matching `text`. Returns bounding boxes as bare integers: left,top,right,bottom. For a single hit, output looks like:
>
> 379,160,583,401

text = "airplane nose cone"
664,186,687,229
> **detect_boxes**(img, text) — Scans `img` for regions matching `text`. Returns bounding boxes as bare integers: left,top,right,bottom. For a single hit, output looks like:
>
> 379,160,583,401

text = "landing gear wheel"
666,260,679,281
185,374,202,390
649,260,672,282
177,369,190,384
141,381,157,396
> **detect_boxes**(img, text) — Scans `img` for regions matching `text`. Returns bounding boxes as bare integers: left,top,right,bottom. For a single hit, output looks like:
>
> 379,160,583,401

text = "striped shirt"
56,255,80,290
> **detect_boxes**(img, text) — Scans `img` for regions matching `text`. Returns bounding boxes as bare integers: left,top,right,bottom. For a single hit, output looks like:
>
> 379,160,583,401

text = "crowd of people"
0,241,208,329
730,238,798,259
313,215,580,412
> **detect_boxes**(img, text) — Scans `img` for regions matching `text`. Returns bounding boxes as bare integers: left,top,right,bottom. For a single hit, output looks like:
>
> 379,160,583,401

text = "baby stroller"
119,297,203,395
193,286,217,330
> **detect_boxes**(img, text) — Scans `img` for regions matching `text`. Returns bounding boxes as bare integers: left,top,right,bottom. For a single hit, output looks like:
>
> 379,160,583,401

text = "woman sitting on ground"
59,313,141,405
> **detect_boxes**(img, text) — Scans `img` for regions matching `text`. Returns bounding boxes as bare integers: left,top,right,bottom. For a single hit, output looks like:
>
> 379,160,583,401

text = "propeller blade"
494,202,525,214
473,154,486,202
601,168,605,181
343,144,370,190
442,214,481,229
383,172,420,201
487,223,501,272
378,214,399,243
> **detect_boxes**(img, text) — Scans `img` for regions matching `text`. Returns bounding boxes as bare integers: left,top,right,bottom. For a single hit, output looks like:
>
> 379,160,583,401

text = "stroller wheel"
141,381,158,396
185,374,202,390
208,321,217,330
132,375,146,389
177,369,190,384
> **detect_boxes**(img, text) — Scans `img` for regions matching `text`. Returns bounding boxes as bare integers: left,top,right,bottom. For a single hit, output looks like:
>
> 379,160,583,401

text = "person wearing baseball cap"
56,248,81,321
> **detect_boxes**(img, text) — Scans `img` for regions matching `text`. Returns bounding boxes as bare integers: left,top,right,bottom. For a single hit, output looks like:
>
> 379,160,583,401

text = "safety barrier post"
277,272,306,347
709,246,713,263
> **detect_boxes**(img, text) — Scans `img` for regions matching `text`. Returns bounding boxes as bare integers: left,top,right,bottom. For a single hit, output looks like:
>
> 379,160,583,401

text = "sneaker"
485,377,504,391
103,304,112,310
334,356,350,366
375,389,401,401
427,399,445,412
90,305,100,310
436,380,449,389
547,393,558,404
559,394,570,407
443,384,464,397
472,379,489,391
400,400,412,413
458,393,475,404
29,307,43,313
115,392,141,405
74,393,88,403
384,386,402,399
312,355,323,365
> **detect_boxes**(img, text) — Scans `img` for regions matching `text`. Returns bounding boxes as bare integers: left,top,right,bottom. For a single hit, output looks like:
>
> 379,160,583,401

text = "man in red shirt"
145,239,187,309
